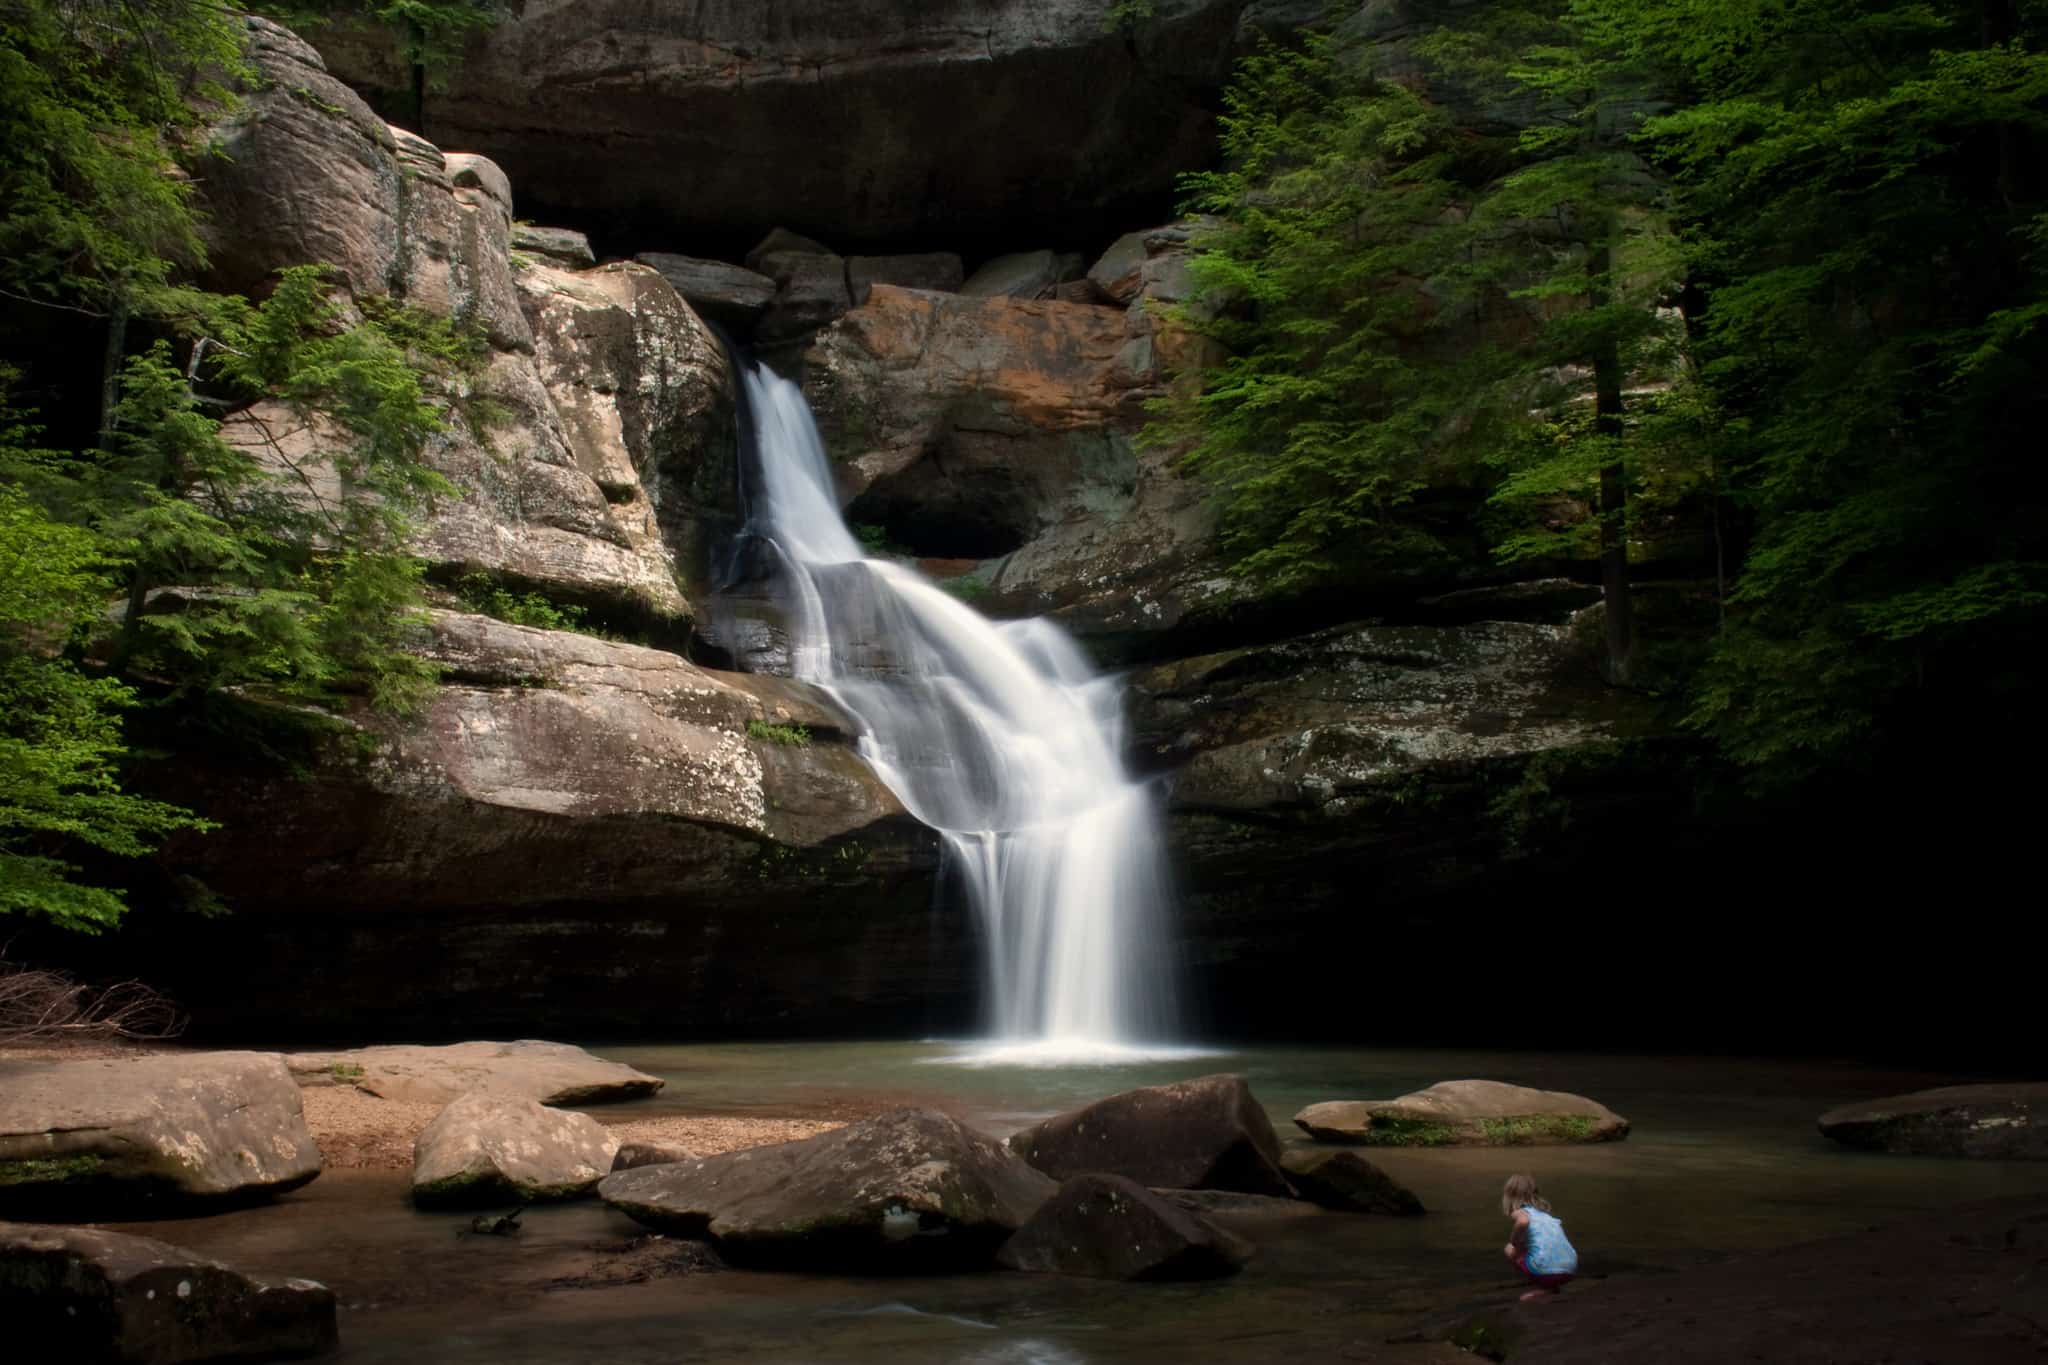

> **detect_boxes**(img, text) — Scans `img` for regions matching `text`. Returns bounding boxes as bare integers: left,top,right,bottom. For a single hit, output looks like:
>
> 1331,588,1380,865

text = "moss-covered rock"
1295,1081,1629,1147
1819,1084,2048,1159
0,1052,322,1218
410,1093,617,1208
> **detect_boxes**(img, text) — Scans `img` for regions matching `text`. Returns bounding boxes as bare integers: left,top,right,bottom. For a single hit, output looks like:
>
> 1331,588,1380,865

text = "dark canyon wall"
311,0,1328,256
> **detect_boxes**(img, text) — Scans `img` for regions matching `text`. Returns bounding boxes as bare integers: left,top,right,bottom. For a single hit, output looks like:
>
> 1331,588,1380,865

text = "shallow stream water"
125,1044,2048,1363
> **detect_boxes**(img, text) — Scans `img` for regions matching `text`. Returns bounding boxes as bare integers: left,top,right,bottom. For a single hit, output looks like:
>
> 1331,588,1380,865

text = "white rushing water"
737,364,1185,1064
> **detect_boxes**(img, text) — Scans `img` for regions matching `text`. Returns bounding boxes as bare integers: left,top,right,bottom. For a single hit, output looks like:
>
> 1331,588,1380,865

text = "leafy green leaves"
0,486,210,933
0,0,242,315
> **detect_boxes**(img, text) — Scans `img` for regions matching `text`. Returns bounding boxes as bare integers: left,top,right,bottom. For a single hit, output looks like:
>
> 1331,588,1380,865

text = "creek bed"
113,1044,2048,1363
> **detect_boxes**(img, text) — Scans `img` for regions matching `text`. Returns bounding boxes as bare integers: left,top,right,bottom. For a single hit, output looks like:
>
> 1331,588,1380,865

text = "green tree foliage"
0,468,209,933
92,267,465,713
1167,0,2048,788
1150,32,1507,592
0,0,240,318
1156,17,1685,685
2,2,486,929
1601,0,2048,782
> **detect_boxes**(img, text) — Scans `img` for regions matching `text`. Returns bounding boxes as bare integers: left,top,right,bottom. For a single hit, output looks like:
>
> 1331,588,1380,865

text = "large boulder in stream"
0,1221,337,1362
1295,1080,1629,1147
1818,1083,2048,1159
1280,1148,1426,1214
285,1040,661,1107
996,1173,1252,1280
0,1052,322,1217
600,1107,1054,1269
1005,1073,1293,1196
410,1093,618,1207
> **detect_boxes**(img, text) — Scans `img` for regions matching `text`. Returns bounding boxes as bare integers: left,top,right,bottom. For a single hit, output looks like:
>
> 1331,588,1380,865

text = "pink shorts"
1513,1251,1573,1290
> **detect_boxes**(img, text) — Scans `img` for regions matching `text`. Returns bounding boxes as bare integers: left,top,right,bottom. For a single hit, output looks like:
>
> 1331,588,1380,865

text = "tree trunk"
97,303,128,447
409,21,428,139
1591,243,1634,686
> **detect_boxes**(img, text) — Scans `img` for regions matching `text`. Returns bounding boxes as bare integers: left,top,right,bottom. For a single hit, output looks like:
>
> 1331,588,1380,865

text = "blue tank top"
1521,1206,1577,1275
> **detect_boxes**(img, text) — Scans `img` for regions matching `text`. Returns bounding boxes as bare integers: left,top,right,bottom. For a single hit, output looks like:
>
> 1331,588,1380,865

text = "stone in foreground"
611,1140,696,1172
411,1093,618,1208
285,1040,663,1107
0,1052,322,1216
600,1107,1054,1269
1280,1148,1426,1214
1151,1188,1319,1219
1818,1083,2048,1159
0,1220,336,1362
996,1173,1251,1281
1006,1073,1293,1196
1294,1080,1629,1147
512,223,596,267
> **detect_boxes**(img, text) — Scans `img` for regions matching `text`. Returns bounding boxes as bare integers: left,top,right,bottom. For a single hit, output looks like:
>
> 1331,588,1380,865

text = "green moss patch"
746,720,812,746
1476,1113,1601,1145
0,1153,108,1186
1357,1117,1457,1147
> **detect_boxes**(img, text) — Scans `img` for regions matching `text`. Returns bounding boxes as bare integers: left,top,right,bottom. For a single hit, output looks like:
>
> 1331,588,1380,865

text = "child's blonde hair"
1501,1173,1551,1216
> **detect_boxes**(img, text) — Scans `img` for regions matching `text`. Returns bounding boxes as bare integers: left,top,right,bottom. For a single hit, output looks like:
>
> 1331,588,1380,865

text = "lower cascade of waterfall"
734,363,1198,1065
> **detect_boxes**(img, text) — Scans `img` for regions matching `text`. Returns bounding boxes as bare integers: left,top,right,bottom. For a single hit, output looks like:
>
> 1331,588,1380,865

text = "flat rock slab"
1151,1188,1321,1220
1818,1083,2048,1158
1296,1080,1629,1147
412,1093,619,1208
0,1219,336,1362
285,1040,662,1107
997,1173,1251,1281
601,1107,1054,1270
611,1140,697,1172
1006,1073,1293,1196
0,1051,322,1216
1281,1148,1426,1214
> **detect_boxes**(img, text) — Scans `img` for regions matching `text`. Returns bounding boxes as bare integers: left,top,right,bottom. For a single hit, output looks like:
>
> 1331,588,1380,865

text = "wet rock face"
107,611,952,1042
1126,620,1641,807
600,1108,1055,1270
163,605,917,879
807,286,1150,558
1818,1084,2048,1159
0,1053,323,1218
411,1092,619,1207
1123,617,1686,1043
1006,1074,1293,1196
799,274,1236,653
313,1,1269,250
1294,1081,1630,1147
0,1221,337,1363
996,1173,1252,1280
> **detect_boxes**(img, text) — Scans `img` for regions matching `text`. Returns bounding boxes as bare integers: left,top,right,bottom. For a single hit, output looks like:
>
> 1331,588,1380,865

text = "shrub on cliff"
2,3,478,929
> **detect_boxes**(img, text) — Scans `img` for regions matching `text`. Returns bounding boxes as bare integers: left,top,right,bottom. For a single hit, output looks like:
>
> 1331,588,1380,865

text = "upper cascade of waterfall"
736,364,1183,1062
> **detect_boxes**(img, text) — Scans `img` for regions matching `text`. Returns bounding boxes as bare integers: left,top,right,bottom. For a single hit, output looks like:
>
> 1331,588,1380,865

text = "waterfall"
734,364,1181,1062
